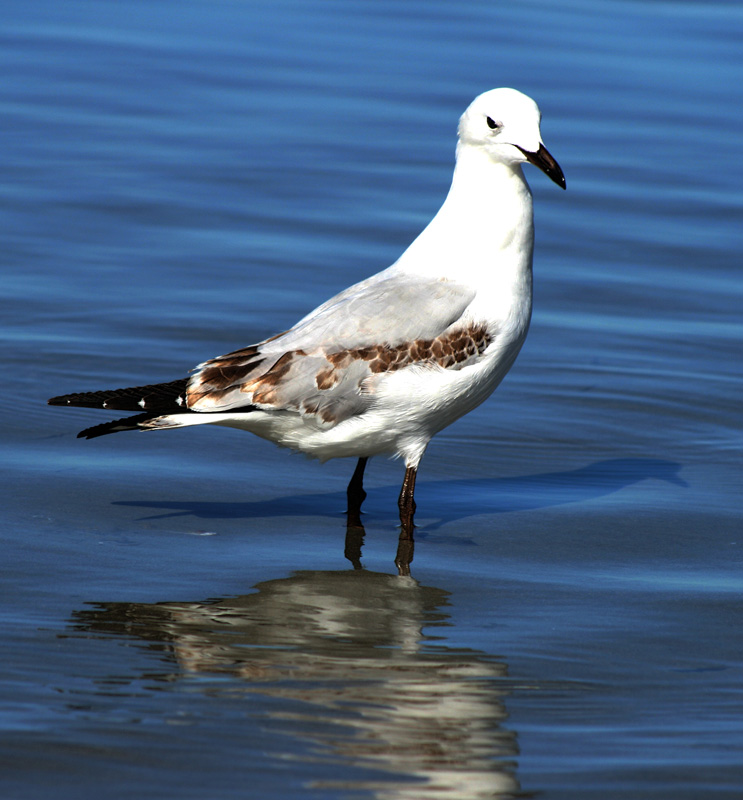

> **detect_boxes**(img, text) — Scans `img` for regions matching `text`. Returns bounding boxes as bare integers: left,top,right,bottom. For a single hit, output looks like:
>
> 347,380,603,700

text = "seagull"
49,87,565,568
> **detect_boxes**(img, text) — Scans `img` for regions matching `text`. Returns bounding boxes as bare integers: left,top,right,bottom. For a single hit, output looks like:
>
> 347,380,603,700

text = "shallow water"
3,1,743,798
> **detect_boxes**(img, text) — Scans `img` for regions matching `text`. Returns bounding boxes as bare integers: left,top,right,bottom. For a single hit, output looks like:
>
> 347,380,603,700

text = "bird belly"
258,337,524,464
178,316,530,466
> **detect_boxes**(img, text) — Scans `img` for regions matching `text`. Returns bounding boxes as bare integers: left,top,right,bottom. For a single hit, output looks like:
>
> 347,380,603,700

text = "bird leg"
346,457,368,529
395,465,417,575
397,465,417,534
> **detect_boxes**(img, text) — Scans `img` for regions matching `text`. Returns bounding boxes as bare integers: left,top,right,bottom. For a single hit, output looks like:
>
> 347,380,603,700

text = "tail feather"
48,378,189,413
49,377,259,439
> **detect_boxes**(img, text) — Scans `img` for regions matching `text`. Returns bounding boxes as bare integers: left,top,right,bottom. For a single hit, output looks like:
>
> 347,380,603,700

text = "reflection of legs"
395,465,417,576
346,457,417,576
344,525,365,570
346,457,368,529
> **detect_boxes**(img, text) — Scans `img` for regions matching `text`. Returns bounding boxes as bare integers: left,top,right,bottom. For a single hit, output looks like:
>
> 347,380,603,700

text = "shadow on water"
115,457,685,529
70,569,522,799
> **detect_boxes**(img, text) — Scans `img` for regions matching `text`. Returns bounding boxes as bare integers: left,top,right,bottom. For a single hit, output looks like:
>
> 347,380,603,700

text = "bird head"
458,88,566,189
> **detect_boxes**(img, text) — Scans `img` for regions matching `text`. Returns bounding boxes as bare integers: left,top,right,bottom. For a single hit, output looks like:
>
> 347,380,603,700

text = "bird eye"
486,116,500,130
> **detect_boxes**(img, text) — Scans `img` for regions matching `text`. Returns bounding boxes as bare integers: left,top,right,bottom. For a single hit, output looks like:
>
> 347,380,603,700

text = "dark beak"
517,143,566,189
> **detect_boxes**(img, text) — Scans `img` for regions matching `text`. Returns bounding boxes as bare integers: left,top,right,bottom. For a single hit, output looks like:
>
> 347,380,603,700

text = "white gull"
49,87,565,569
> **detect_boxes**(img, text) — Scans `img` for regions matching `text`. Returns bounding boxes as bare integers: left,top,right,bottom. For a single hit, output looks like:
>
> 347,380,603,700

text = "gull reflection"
72,568,520,798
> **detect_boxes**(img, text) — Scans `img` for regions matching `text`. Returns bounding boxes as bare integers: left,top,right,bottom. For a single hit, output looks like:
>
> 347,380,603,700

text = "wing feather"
187,272,486,425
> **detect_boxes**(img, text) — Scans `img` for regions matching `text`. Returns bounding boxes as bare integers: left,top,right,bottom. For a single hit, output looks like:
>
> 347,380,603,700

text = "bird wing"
186,272,489,426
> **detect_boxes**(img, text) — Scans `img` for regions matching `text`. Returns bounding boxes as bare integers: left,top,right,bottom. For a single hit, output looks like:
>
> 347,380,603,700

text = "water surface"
2,1,742,798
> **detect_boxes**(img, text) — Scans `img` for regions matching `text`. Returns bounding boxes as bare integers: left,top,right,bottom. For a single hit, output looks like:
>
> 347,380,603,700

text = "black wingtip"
76,413,155,439
47,379,189,412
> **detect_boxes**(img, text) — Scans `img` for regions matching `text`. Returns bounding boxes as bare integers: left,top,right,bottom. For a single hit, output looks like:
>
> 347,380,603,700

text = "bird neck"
394,144,535,283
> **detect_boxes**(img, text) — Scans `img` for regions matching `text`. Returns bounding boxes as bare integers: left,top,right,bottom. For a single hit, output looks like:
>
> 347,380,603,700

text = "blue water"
3,1,743,798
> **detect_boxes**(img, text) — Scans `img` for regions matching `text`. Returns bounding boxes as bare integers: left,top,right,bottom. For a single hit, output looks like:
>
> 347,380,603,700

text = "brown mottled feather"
186,322,493,426
316,324,491,389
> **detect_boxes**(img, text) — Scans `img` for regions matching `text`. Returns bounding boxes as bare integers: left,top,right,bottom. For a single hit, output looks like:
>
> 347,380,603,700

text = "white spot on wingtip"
138,399,146,408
